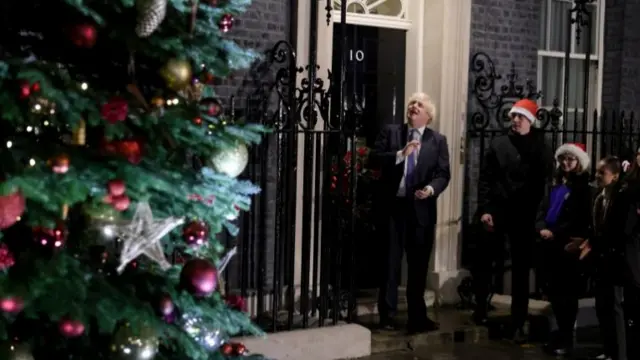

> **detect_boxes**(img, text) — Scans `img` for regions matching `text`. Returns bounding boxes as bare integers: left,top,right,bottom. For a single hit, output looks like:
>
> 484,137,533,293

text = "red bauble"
33,224,66,249
234,343,247,355
31,82,41,93
0,296,24,313
182,221,209,246
70,23,97,48
59,318,85,337
19,80,31,99
221,343,233,355
117,140,143,164
180,258,218,297
111,195,130,211
101,97,129,124
199,97,222,117
107,179,126,197
0,243,15,270
193,116,203,125
48,154,70,174
225,294,247,312
0,190,25,230
218,14,234,33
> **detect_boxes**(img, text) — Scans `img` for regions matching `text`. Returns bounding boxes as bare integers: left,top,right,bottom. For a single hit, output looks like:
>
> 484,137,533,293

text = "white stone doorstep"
233,324,371,360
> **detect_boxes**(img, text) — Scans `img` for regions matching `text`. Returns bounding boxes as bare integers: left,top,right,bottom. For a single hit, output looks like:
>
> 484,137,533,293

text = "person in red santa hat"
474,98,553,342
534,142,592,357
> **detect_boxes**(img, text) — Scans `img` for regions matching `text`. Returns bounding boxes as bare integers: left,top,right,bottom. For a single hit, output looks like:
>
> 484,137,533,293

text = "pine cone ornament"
135,0,168,37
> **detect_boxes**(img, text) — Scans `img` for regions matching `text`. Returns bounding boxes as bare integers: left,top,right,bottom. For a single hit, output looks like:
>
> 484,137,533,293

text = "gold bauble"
160,59,192,91
110,324,159,360
0,343,34,360
208,142,249,178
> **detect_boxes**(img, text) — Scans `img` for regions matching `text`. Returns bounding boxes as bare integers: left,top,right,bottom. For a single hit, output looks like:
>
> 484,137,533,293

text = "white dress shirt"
395,126,434,197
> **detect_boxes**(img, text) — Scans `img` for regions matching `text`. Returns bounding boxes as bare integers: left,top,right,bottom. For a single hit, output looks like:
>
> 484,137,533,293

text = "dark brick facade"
601,0,640,113
219,0,290,291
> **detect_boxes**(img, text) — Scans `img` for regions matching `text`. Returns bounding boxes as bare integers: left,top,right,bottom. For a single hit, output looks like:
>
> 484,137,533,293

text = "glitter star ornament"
135,0,168,37
115,202,184,273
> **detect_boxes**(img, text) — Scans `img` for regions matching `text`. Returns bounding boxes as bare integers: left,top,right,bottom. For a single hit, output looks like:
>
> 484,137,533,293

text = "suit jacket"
370,124,451,226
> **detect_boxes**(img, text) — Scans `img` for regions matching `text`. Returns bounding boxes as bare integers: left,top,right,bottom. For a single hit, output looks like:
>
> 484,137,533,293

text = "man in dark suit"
371,92,451,334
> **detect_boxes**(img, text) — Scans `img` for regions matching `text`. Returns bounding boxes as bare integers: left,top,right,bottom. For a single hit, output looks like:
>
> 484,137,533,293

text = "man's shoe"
471,311,489,326
591,354,611,360
542,342,572,357
510,327,528,344
406,318,440,335
379,317,399,331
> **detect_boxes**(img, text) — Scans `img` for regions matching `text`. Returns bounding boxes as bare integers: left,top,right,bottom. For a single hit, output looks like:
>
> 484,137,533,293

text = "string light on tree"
0,342,34,360
110,323,159,360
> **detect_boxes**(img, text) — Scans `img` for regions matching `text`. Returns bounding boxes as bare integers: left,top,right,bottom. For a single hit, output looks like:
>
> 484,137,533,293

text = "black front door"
332,24,407,145
331,24,406,290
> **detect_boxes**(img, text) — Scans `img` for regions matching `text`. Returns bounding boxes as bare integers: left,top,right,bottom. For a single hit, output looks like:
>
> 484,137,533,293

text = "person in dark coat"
578,156,634,360
370,92,451,334
473,98,554,342
534,142,592,357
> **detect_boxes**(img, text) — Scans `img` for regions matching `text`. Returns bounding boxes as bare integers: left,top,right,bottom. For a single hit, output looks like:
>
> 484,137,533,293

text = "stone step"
355,288,436,317
357,308,489,354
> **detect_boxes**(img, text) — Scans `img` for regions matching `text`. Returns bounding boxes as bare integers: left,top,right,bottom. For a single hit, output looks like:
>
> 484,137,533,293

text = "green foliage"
0,0,268,359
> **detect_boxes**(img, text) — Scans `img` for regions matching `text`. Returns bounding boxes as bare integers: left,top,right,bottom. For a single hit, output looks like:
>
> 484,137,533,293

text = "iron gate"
221,0,362,332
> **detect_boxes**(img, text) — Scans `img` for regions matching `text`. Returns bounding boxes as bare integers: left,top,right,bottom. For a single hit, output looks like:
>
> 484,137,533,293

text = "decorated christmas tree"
0,0,268,359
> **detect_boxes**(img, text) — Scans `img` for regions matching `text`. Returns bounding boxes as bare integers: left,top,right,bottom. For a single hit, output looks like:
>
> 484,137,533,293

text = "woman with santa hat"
535,142,592,357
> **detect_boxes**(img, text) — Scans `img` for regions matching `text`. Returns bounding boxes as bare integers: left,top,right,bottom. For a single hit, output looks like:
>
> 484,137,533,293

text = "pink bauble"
0,190,25,230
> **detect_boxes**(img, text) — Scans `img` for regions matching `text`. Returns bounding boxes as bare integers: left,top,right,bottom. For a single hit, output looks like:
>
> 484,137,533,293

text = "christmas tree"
0,0,268,359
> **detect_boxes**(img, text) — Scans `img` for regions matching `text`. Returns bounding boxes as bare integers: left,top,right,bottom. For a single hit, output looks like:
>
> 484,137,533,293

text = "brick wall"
218,0,290,291
464,0,542,232
601,0,640,114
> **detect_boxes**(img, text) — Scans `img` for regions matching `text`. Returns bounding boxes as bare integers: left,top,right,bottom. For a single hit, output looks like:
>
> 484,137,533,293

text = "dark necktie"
406,129,418,188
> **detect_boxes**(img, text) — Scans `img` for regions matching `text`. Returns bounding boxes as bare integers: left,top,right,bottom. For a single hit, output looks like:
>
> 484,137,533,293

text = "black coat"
370,124,451,226
534,172,592,242
591,180,640,286
477,129,553,220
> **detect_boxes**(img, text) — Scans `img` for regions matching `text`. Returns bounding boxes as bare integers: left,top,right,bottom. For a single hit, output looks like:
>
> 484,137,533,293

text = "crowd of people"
473,99,640,360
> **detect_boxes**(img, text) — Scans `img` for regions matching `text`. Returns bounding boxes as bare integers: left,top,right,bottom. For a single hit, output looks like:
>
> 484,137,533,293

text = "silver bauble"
180,313,227,351
209,142,249,178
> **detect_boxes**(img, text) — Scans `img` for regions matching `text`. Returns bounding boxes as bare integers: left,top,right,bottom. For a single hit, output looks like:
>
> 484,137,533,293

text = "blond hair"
407,92,436,123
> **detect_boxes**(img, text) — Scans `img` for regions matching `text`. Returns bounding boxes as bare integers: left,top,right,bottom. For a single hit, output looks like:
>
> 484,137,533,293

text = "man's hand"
578,240,592,260
565,237,585,253
415,186,433,200
402,140,421,157
623,160,631,172
539,229,554,240
480,213,494,229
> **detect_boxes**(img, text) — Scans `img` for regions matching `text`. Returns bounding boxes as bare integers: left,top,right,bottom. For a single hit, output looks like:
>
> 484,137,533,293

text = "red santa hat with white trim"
508,99,538,123
555,142,590,171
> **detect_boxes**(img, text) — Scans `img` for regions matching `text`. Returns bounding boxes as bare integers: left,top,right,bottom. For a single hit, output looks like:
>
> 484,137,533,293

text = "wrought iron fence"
462,51,638,302
459,0,616,303
217,0,361,333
